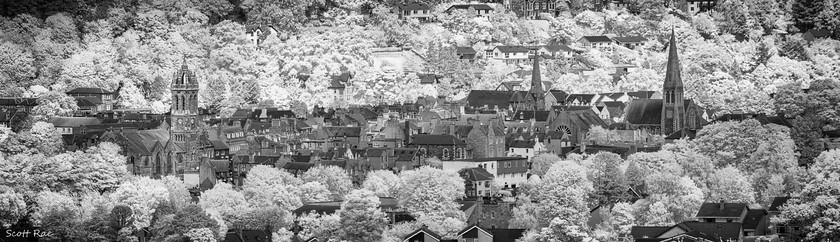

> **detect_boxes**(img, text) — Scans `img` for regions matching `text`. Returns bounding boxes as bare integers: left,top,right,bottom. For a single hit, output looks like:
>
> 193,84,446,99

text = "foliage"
110,177,170,231
397,166,466,237
530,153,562,178
337,189,388,242
532,160,593,228
585,152,629,206
636,163,704,225
774,149,840,241
706,166,756,204
586,126,620,144
0,187,27,227
301,165,353,200
362,170,402,197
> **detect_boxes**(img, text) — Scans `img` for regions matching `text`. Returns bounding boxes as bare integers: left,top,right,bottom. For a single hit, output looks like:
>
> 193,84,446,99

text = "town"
0,0,837,241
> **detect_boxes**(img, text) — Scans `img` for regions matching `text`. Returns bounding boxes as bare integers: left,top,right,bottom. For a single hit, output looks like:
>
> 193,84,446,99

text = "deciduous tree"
338,189,388,242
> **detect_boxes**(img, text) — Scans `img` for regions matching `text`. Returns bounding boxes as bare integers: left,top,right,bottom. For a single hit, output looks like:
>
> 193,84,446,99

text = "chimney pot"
719,199,725,210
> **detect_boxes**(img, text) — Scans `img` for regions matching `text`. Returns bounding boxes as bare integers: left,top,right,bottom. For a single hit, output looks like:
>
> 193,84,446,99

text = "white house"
507,138,545,161
489,46,531,65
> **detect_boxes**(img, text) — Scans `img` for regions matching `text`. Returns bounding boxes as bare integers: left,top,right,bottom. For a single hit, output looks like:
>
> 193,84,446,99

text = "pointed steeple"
664,29,683,89
530,55,544,94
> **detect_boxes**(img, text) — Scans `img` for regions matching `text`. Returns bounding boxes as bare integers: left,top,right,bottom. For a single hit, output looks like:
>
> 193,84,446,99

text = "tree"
774,80,840,167
30,91,78,121
530,153,562,178
199,182,248,227
586,126,620,144
26,121,62,156
773,149,840,241
108,205,134,234
299,181,332,204
337,189,388,242
637,163,704,224
31,191,83,240
706,166,756,204
533,160,593,228
184,228,217,242
151,204,220,242
160,175,191,209
594,202,635,240
397,166,466,237
791,0,825,31
362,170,401,197
110,177,170,231
586,152,629,206
301,165,353,200
0,186,27,227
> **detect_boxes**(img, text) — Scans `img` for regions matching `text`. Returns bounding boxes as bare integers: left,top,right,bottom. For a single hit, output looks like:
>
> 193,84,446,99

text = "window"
666,110,673,118
442,148,449,159
506,162,511,168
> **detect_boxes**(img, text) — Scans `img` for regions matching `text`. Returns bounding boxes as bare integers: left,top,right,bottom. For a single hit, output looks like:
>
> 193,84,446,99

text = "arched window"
442,148,450,160
420,148,427,157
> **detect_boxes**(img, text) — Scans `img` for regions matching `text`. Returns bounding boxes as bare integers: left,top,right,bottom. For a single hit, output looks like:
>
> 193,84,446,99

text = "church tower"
525,55,546,111
661,30,685,136
171,58,200,147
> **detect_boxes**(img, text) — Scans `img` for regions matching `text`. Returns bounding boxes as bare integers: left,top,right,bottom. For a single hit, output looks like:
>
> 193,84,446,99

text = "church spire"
530,54,544,94
664,28,683,89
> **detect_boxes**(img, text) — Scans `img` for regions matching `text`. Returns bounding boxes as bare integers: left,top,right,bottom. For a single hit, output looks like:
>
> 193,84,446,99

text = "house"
456,224,494,241
684,0,718,13
403,226,441,242
513,0,563,19
494,157,529,189
537,44,574,60
328,72,351,102
396,3,432,21
466,120,506,158
456,47,478,60
802,28,832,42
0,97,38,131
695,201,748,223
66,87,115,112
548,109,608,147
489,46,531,65
631,222,744,242
611,36,648,49
222,229,271,242
49,117,102,135
565,94,599,106
768,196,800,239
577,36,614,51
545,90,569,107
459,167,495,197
507,139,545,161
244,25,277,45
445,4,494,17
409,134,469,161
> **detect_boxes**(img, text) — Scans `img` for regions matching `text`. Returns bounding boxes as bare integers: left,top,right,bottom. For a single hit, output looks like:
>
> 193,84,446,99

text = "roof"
410,134,466,146
508,140,536,148
625,99,662,125
664,128,696,140
322,126,362,137
0,98,38,106
397,3,430,10
222,229,271,242
459,167,494,181
120,129,170,156
283,162,315,171
742,209,767,230
580,36,614,42
467,90,513,109
76,96,103,106
456,47,477,55
664,30,684,89
512,110,551,121
768,196,792,213
695,202,748,218
403,227,442,241
626,91,657,99
48,117,102,127
488,229,526,242
457,224,493,239
447,3,494,11
67,87,112,94
612,36,648,43
549,90,568,101
494,46,530,53
294,197,399,215
328,72,350,89
676,222,743,241
631,226,671,239
804,28,831,39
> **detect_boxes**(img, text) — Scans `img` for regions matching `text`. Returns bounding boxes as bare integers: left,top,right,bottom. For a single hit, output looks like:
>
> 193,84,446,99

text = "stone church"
101,61,210,187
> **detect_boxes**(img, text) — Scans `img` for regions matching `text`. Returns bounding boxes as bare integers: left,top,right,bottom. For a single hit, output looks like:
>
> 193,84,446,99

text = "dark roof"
459,167,494,181
508,140,536,148
365,148,388,157
322,126,362,137
664,128,696,140
804,28,831,39
625,99,662,125
397,3,430,10
711,114,792,127
494,46,530,53
695,202,748,218
626,91,657,99
76,96,103,106
581,36,613,42
328,72,350,89
631,226,671,239
283,162,315,171
677,222,742,241
404,227,442,241
612,36,648,43
410,134,466,146
48,117,102,127
566,94,597,103
222,229,271,242
418,73,439,84
456,47,477,55
466,90,513,109
447,3,494,11
457,225,492,238
549,90,568,101
67,87,112,94
512,110,551,121
768,196,792,213
488,229,526,242
742,209,767,230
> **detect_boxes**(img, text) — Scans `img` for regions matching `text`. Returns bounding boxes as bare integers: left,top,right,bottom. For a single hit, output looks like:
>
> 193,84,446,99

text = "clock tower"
171,59,199,148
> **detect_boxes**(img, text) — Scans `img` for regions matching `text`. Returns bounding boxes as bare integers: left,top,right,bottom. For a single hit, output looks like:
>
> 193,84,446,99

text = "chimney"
404,121,410,147
449,123,456,136
719,199,725,211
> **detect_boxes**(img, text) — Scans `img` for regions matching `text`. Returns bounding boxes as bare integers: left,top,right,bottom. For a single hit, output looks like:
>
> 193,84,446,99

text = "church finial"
181,55,188,70
664,27,682,88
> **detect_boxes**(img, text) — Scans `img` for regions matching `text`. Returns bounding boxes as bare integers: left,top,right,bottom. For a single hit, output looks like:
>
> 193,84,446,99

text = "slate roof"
768,196,792,213
49,117,102,127
676,222,743,241
397,3,430,11
283,162,315,171
512,110,551,121
120,129,169,155
549,90,568,101
466,90,513,109
488,229,527,242
322,126,362,137
495,157,528,174
222,230,271,242
328,72,350,89
459,167,494,181
404,227,442,241
447,3,494,10
457,47,477,55
612,36,648,43
494,46,530,53
631,226,671,239
410,134,466,146
625,99,662,125
581,36,614,42
67,87,112,94
742,209,767,231
76,96,103,106
695,202,748,218
566,94,597,103
508,140,536,148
